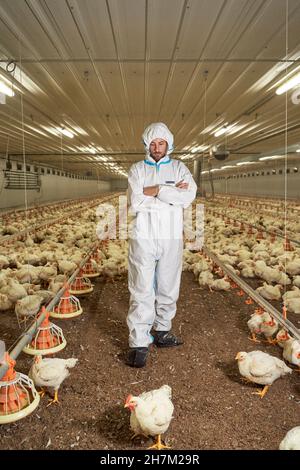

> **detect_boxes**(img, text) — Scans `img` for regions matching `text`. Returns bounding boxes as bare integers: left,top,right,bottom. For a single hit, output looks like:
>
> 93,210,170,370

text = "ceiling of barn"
0,0,300,179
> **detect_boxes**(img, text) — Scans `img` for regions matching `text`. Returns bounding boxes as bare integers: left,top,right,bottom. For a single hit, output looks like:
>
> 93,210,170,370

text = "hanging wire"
18,38,32,322
60,130,64,172
202,72,214,199
0,62,17,199
202,71,208,163
19,46,28,213
283,0,289,305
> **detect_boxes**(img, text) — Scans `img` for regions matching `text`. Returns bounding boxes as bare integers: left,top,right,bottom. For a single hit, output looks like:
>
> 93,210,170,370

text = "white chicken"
208,277,231,291
193,259,210,278
279,426,300,450
259,313,279,344
0,278,27,303
293,276,300,288
0,293,13,311
124,385,174,450
235,350,292,398
247,309,265,342
282,286,300,302
29,355,78,406
256,283,283,301
282,339,300,369
198,271,214,287
286,259,300,276
276,329,292,348
284,297,300,314
15,294,43,323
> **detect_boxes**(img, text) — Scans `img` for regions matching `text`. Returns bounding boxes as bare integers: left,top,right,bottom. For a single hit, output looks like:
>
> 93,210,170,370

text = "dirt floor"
0,272,299,450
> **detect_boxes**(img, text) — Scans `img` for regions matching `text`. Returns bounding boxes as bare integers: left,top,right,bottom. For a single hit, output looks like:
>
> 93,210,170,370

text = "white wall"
0,159,111,210
202,165,300,199
110,179,128,190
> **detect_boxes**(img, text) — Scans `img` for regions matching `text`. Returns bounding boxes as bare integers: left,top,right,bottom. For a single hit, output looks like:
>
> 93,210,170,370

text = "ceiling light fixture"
236,161,255,166
259,155,284,161
214,126,228,137
0,81,14,96
276,71,300,95
58,127,74,138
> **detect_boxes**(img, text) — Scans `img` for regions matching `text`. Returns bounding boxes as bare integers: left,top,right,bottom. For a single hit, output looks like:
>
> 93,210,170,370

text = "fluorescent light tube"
276,72,300,95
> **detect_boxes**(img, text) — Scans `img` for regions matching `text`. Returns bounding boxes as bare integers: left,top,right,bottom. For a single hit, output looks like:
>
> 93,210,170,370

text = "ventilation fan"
210,145,230,161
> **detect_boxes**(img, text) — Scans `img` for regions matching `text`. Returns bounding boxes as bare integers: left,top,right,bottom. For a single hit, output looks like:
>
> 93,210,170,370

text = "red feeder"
69,270,93,295
82,259,100,278
91,249,102,263
284,238,294,251
0,353,40,423
256,230,265,240
51,286,82,319
23,308,66,356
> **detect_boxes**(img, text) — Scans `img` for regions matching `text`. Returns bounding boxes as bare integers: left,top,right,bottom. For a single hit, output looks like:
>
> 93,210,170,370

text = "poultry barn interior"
1,0,300,452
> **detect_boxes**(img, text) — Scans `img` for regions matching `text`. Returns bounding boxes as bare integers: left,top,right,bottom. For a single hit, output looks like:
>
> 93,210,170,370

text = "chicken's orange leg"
38,387,46,397
248,333,260,343
148,434,171,450
252,385,269,398
46,390,60,407
263,338,277,345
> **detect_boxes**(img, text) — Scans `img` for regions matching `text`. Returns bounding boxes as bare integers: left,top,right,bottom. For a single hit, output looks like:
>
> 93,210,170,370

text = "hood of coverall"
142,122,174,160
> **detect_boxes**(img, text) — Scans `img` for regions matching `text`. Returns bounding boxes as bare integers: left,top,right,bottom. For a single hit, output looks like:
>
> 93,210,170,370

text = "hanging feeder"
23,308,66,356
81,259,100,278
284,238,294,252
91,249,102,263
69,270,93,295
256,230,265,240
51,285,82,319
0,353,40,424
282,305,287,320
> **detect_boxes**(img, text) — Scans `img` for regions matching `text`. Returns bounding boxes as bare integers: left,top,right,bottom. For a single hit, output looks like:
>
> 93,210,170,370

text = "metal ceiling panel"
159,61,197,120
108,0,145,59
147,0,186,59
176,0,224,60
0,0,299,178
70,0,117,59
42,0,89,58
0,0,61,59
145,62,170,122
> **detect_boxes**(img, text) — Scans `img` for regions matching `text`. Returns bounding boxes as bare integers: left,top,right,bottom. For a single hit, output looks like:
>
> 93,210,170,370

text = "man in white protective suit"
126,122,197,367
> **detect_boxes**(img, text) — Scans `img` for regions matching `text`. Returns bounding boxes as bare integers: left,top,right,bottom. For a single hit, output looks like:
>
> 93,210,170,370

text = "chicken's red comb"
125,394,133,405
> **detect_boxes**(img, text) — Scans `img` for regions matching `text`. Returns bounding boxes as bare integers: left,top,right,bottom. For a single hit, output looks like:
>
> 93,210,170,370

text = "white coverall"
127,123,197,348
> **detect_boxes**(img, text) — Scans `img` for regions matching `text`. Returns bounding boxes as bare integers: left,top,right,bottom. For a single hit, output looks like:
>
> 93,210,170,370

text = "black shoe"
126,347,148,368
153,331,183,348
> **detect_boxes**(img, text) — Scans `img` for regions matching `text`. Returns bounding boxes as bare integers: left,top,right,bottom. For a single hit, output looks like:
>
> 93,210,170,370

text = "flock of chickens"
0,194,300,449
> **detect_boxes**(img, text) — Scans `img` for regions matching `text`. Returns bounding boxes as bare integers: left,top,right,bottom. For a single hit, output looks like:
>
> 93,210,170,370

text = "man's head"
142,122,174,162
149,138,168,161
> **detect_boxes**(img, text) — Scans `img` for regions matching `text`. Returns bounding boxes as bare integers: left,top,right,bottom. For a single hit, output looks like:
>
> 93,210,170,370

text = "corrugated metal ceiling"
0,0,299,179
